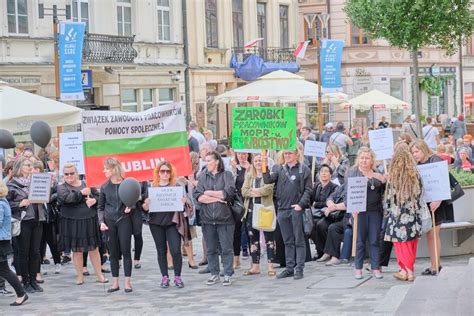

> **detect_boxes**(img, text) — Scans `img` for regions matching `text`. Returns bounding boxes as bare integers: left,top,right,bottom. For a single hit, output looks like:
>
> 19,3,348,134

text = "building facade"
186,0,299,138
0,0,185,118
298,0,464,130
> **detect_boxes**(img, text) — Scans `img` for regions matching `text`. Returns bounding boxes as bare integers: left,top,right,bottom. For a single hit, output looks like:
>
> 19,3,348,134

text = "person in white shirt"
188,121,206,147
422,117,440,150
329,122,353,155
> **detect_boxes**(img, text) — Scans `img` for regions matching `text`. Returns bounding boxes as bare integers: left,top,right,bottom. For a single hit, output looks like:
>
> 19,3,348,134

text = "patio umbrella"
341,89,410,110
0,83,82,133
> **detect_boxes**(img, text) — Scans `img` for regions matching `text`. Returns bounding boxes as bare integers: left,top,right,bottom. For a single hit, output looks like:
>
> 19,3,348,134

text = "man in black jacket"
263,147,312,280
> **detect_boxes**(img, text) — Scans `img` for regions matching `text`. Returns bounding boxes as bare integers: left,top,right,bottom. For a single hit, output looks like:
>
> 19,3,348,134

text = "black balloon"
30,121,52,148
118,178,141,208
0,129,16,149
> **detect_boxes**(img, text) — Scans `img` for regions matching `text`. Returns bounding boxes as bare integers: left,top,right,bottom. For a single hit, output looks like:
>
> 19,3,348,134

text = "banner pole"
262,150,267,173
311,156,316,185
351,213,358,257
431,210,440,275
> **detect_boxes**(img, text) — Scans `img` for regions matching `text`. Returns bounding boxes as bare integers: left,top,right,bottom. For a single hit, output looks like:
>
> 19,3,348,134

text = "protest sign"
346,177,367,213
231,107,296,150
368,128,394,160
28,173,52,203
148,186,184,212
304,140,327,158
59,132,85,175
417,160,451,202
81,103,192,187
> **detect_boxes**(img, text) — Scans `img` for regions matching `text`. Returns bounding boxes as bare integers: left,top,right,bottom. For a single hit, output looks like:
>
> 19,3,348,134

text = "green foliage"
419,76,442,96
450,168,474,187
344,0,474,53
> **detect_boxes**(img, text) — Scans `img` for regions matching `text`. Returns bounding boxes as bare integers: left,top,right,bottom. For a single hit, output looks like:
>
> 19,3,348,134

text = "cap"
325,122,334,128
410,114,416,121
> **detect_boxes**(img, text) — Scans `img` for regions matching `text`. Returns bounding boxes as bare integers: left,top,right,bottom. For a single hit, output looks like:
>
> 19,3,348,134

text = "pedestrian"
57,163,108,285
194,151,236,286
451,114,467,141
320,144,350,185
384,143,424,282
398,133,414,145
98,158,134,293
143,161,190,288
346,147,386,279
241,154,276,277
329,122,353,155
402,114,419,139
410,140,454,275
203,129,218,150
422,117,440,150
7,157,46,293
320,122,335,144
0,180,28,306
188,121,206,146
378,116,390,129
263,144,312,280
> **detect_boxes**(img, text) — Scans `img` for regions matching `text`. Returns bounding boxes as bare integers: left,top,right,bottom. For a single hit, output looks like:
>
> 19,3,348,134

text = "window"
351,23,369,45
157,0,170,41
206,84,218,137
117,0,132,36
467,33,474,55
279,5,289,48
257,3,267,48
205,0,218,48
158,88,175,106
232,0,244,48
143,89,153,110
304,18,322,45
390,79,404,124
121,89,138,112
7,0,28,34
72,0,89,32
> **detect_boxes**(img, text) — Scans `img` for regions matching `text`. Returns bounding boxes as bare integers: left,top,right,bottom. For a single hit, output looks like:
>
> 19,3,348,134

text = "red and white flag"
294,41,310,59
244,38,264,49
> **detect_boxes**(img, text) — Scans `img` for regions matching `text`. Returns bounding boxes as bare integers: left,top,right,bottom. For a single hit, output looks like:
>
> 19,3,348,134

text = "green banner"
231,107,296,150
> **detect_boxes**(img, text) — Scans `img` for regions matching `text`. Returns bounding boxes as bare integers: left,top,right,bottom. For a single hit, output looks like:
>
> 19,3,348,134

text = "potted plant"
450,169,474,222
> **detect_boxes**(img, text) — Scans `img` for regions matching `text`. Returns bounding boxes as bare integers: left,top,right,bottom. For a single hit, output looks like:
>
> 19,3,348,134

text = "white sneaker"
206,275,220,286
223,275,232,286
55,264,61,274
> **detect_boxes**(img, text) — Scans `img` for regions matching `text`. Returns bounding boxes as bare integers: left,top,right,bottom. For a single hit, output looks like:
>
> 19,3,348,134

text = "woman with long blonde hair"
384,144,423,281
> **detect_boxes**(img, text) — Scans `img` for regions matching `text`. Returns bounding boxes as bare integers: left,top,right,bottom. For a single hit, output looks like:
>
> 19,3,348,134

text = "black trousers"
324,220,345,258
18,220,43,283
39,222,61,265
133,233,143,261
311,217,335,256
149,224,182,277
233,218,242,256
0,260,25,297
105,217,133,278
273,221,286,266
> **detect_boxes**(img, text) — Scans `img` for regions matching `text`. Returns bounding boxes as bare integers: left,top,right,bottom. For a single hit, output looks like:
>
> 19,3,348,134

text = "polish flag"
244,38,264,49
294,41,310,59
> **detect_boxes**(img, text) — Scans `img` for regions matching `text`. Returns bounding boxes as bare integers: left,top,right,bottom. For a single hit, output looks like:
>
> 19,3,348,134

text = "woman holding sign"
7,157,47,293
142,161,189,289
410,140,454,276
346,147,386,280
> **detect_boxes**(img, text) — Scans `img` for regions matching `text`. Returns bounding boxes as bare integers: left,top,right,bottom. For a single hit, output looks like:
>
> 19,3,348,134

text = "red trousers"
393,239,418,272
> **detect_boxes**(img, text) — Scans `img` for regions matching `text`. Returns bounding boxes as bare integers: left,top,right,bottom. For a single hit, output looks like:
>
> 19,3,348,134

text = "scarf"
13,176,31,187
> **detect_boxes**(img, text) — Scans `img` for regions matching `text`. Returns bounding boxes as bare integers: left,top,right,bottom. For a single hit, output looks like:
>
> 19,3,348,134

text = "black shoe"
101,268,111,273
107,287,120,293
30,282,43,292
83,271,90,276
42,259,50,265
61,256,71,265
10,293,28,306
276,270,294,279
198,261,208,266
294,271,304,280
188,263,199,269
23,283,36,294
134,263,141,269
421,266,442,276
124,288,133,293
36,279,44,284
198,267,211,274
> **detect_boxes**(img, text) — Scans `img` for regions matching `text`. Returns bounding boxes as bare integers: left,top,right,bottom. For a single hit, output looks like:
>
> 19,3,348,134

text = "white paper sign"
149,186,184,212
59,132,85,175
304,140,327,158
346,177,368,213
368,128,394,160
234,149,262,154
416,160,451,202
28,173,52,203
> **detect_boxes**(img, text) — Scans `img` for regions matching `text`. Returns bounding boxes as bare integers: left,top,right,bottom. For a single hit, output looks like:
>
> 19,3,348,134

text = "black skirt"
59,216,101,252
0,240,13,262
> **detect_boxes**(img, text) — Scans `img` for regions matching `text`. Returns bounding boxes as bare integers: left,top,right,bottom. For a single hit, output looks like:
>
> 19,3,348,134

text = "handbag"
329,210,345,221
447,173,464,204
229,193,245,222
302,208,314,236
252,203,276,232
418,201,432,234
11,210,26,238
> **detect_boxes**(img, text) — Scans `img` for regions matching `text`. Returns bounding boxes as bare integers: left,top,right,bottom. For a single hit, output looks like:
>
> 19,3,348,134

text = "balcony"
232,47,297,63
82,33,138,64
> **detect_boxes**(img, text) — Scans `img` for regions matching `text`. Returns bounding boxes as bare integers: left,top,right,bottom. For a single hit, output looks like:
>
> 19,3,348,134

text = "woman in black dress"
57,163,107,285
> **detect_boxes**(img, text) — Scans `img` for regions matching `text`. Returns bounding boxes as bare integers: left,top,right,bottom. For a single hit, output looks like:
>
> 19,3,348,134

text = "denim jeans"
277,209,306,273
355,211,382,269
202,224,234,277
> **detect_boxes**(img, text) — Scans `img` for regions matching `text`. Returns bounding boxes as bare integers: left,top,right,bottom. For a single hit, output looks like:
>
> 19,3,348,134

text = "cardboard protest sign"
346,177,367,213
59,132,85,175
368,128,394,160
304,140,327,158
148,186,184,212
81,103,192,187
28,173,52,203
231,107,296,150
417,160,451,202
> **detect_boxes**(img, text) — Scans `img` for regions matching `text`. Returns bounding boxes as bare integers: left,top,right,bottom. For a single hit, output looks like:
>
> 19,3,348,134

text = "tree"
345,0,474,138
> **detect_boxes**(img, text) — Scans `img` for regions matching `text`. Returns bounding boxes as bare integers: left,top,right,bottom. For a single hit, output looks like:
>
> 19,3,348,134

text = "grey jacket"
194,170,236,225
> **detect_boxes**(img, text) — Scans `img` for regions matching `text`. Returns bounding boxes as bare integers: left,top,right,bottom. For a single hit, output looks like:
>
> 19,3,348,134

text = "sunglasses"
283,152,296,156
159,169,171,174
64,172,75,176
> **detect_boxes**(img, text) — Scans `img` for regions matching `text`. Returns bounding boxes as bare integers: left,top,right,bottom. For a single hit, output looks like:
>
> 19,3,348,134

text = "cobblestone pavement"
1,227,472,315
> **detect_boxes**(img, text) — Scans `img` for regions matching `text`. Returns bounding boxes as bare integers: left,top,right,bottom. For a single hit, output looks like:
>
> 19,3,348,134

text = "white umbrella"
341,89,410,110
0,84,82,132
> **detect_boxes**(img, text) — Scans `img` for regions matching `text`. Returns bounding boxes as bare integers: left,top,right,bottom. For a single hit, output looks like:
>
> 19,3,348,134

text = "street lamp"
304,13,330,133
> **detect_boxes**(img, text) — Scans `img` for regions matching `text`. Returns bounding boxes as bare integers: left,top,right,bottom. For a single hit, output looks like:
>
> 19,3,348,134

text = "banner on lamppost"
58,21,86,101
320,39,344,93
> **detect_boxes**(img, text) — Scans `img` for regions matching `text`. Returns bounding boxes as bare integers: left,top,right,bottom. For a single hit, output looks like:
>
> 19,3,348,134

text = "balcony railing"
232,47,296,63
82,33,137,64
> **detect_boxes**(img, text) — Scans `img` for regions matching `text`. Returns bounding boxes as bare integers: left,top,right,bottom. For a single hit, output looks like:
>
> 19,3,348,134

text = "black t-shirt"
366,177,385,212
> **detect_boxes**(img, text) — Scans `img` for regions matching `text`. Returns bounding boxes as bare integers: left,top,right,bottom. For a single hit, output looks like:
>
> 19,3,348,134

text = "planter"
452,185,474,222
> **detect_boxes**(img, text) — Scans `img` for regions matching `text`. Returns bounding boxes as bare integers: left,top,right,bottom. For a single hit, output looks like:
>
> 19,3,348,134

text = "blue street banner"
320,39,344,93
59,22,86,101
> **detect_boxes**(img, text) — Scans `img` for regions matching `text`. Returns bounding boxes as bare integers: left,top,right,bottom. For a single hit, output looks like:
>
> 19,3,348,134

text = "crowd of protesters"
0,116,472,306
